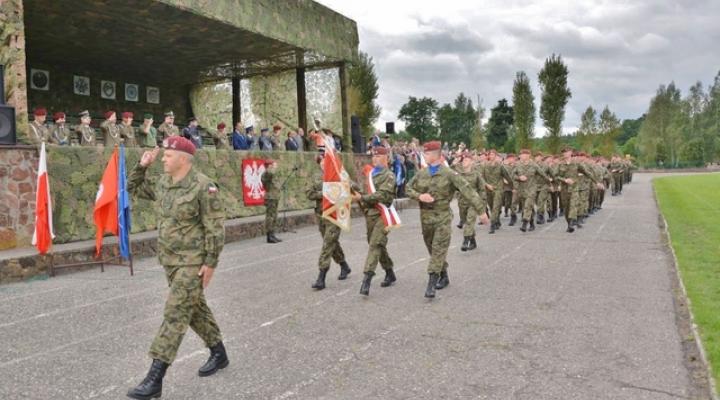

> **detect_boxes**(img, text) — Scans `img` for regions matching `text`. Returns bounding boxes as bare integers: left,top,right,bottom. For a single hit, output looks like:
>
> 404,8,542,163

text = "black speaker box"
350,115,365,154
0,104,17,145
386,122,395,134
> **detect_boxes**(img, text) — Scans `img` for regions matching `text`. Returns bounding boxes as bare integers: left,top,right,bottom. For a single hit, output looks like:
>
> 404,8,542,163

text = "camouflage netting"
45,147,364,244
0,0,29,139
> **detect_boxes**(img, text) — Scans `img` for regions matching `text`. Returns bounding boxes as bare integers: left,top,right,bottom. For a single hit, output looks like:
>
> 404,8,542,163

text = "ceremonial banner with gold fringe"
322,146,352,231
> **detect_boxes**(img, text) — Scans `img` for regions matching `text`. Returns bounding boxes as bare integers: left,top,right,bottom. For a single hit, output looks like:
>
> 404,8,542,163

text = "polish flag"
32,142,55,254
94,149,119,256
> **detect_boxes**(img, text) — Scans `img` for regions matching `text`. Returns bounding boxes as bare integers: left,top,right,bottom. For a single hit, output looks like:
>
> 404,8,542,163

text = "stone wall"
0,146,369,250
0,0,29,139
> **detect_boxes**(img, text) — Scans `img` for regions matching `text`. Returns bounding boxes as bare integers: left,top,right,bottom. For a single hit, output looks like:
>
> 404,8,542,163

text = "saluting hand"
140,147,160,167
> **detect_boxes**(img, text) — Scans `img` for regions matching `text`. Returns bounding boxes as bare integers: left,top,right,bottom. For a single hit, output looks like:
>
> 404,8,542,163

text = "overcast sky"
317,0,720,134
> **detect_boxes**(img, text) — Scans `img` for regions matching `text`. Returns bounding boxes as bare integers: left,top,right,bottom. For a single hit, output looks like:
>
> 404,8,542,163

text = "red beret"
264,159,276,166
104,111,116,119
33,108,47,117
217,122,226,130
520,149,531,155
53,112,65,120
372,146,388,155
162,136,196,155
423,141,441,151
121,112,133,119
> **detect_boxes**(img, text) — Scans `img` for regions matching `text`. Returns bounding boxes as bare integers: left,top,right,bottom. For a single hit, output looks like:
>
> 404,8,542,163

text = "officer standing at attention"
406,141,486,298
261,159,282,244
126,136,228,399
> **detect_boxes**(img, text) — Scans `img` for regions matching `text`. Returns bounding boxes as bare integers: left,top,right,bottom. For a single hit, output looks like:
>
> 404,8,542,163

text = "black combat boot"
575,218,583,229
537,214,545,225
127,359,169,400
425,273,440,298
460,236,470,252
311,269,327,290
380,268,397,287
198,341,229,377
456,222,464,229
547,212,554,223
520,220,528,232
529,219,536,232
338,261,351,280
435,269,450,290
266,233,281,244
489,222,496,234
509,214,517,226
359,272,374,296
466,236,477,251
566,220,575,233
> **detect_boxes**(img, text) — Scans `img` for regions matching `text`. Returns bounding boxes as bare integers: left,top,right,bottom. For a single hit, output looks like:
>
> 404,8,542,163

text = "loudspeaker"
351,115,365,154
386,122,395,134
0,104,17,145
0,65,5,104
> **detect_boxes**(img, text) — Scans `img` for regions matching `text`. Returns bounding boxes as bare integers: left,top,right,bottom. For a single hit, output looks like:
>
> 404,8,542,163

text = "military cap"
104,110,116,119
33,107,47,117
372,146,389,156
164,111,175,117
245,125,254,133
188,117,197,123
506,153,517,158
162,136,196,156
423,141,442,151
260,128,269,133
53,112,65,121
78,110,91,118
143,113,154,120
217,122,226,130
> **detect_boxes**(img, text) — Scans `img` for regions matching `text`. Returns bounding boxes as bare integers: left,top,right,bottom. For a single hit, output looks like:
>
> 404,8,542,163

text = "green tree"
348,51,381,137
576,106,597,153
397,96,439,142
538,54,572,154
486,99,514,150
618,116,644,145
598,106,621,157
437,93,478,146
638,83,683,166
512,71,536,151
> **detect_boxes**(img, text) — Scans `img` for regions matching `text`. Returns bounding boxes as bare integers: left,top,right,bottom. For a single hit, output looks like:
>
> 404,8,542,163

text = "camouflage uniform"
158,122,180,141
101,120,122,147
212,131,230,150
75,125,97,146
534,161,553,220
28,120,50,145
457,166,487,237
481,160,511,226
556,159,596,224
358,166,396,274
512,160,549,223
306,173,346,270
261,169,281,236
119,123,138,147
502,164,514,217
609,160,624,195
128,164,225,365
50,123,70,145
407,164,485,274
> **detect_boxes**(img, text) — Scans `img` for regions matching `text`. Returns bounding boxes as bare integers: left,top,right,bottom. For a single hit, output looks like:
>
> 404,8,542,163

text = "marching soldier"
101,110,122,147
261,159,282,244
547,156,561,221
609,155,625,195
406,141,486,298
119,112,137,147
556,148,600,232
29,107,50,145
126,136,228,399
157,111,180,141
50,112,70,145
75,110,97,146
352,146,398,296
502,154,516,222
513,149,550,232
456,152,488,250
307,155,351,290
481,149,512,234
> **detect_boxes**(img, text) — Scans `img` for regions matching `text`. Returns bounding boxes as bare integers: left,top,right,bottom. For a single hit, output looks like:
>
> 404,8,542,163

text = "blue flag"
118,144,132,260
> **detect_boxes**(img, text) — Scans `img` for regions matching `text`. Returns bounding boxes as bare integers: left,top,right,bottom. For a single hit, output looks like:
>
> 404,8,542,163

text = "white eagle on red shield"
243,161,266,200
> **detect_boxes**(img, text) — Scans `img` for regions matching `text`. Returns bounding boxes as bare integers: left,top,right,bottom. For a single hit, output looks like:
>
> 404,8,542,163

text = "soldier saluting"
126,136,228,399
406,141,486,298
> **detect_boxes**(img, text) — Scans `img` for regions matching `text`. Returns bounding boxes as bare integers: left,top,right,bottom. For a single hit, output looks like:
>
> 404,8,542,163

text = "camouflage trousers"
612,173,623,193
363,214,393,274
517,191,535,222
486,188,504,224
149,265,222,365
420,209,451,274
502,190,513,214
317,217,346,270
579,189,590,216
458,200,477,237
549,191,560,216
560,189,580,221
535,189,549,215
264,199,278,234
511,191,520,216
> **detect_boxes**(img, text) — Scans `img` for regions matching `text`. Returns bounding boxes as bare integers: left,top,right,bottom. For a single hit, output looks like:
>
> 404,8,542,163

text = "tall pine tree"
538,54,572,154
512,72,536,151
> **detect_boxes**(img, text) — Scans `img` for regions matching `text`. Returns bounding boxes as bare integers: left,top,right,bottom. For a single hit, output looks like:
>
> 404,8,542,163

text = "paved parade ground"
0,173,712,399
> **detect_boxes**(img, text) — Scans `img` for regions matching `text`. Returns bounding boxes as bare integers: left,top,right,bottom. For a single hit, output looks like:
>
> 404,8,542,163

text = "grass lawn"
654,173,720,386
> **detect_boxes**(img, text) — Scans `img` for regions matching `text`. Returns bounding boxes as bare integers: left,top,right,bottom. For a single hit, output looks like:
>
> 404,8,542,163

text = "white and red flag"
322,143,352,231
32,142,55,254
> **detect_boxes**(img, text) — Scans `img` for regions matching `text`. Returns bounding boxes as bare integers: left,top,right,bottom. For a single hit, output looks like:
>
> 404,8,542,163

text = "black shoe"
311,269,327,290
529,220,535,231
466,236,477,251
559,210,564,217
266,233,281,244
435,270,450,290
537,214,545,225
509,215,517,226
489,223,495,234
425,273,440,298
520,221,528,232
566,221,575,233
198,342,229,377
338,261,351,280
127,359,168,400
380,269,397,287
359,272,373,296
461,236,470,252
456,222,463,229
575,218,583,229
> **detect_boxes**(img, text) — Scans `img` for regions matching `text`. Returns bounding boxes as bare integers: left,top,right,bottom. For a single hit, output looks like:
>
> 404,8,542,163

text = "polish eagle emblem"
243,160,266,200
